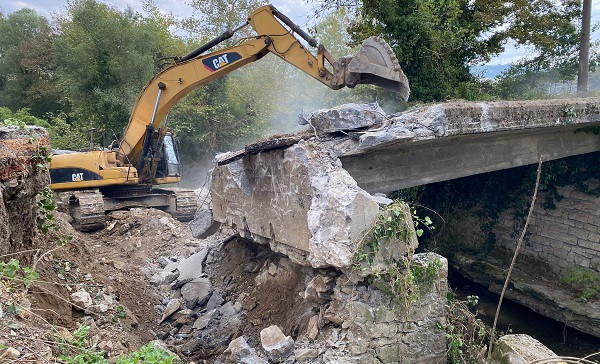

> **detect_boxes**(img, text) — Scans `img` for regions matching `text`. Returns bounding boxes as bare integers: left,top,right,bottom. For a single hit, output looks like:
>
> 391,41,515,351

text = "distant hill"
471,64,511,79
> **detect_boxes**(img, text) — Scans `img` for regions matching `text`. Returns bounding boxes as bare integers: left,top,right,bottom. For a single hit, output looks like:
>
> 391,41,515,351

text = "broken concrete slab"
212,139,380,269
308,103,387,134
490,334,559,364
177,248,208,282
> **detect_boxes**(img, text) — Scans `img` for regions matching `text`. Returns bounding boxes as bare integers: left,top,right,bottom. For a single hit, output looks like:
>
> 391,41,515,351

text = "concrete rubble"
260,325,295,362
226,336,267,364
490,334,560,363
146,100,600,362
307,102,387,134
152,195,447,364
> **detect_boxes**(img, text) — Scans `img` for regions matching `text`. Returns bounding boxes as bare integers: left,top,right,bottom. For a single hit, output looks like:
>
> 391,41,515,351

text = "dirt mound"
0,126,49,258
0,206,202,361
207,238,314,344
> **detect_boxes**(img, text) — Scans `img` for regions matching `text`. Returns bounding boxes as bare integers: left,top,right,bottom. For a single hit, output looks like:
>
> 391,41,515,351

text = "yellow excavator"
49,4,410,231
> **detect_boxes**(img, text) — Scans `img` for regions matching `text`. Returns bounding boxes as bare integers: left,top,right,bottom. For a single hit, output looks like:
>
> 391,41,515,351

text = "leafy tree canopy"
53,0,184,134
0,9,61,116
344,0,582,101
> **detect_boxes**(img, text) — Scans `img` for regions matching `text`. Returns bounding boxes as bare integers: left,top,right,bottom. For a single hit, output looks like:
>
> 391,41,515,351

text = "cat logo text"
202,52,243,72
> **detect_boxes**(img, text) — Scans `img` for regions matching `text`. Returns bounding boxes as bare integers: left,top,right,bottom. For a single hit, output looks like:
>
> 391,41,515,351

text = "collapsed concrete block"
211,140,380,268
308,103,387,134
490,334,559,364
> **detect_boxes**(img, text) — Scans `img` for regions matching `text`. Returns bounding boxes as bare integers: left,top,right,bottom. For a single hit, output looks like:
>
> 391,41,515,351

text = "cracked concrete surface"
211,98,600,268
211,139,380,268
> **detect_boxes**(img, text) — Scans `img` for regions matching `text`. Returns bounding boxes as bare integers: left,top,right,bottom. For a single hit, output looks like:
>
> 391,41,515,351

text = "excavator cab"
155,132,181,183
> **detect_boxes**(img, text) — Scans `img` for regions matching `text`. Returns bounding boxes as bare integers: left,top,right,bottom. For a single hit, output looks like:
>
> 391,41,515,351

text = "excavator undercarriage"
55,187,197,231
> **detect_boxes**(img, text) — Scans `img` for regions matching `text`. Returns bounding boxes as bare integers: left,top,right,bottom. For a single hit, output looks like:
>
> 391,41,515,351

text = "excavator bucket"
348,36,410,101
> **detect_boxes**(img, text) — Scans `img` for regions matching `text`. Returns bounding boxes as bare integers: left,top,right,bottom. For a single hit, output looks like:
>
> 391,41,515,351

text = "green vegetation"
58,325,179,363
562,266,600,301
439,293,489,364
333,0,585,101
0,258,39,290
354,201,440,312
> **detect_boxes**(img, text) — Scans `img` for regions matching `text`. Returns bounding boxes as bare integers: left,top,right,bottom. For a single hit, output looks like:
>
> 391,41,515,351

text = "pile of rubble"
152,211,447,363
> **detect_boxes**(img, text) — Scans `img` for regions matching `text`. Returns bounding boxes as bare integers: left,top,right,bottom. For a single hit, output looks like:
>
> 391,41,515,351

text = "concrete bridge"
335,98,600,194
210,98,600,268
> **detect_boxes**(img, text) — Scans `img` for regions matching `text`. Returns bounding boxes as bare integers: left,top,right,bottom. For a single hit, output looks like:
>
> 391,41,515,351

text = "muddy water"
450,269,600,360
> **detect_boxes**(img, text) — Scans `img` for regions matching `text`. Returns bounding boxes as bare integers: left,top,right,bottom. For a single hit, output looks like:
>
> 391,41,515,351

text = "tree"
53,0,183,136
345,0,582,101
182,0,266,43
166,0,270,180
0,9,61,117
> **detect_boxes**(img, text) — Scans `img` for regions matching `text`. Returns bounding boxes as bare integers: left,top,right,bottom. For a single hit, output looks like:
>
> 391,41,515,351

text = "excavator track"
156,188,198,222
55,189,106,232
55,187,197,231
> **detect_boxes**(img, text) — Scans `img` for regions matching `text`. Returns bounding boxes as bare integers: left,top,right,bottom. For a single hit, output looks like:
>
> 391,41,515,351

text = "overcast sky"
1,0,599,66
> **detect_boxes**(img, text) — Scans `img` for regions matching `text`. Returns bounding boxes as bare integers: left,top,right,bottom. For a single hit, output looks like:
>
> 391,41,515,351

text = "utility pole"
577,0,592,94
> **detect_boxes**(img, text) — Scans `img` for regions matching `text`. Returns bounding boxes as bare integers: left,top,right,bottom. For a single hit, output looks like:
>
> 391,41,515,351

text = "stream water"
449,269,600,360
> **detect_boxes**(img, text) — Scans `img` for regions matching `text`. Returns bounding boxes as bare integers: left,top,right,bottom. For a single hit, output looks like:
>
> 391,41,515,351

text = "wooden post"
577,0,592,94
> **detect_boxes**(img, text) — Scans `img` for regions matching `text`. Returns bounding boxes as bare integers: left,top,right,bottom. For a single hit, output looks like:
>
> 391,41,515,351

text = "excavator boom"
118,4,410,167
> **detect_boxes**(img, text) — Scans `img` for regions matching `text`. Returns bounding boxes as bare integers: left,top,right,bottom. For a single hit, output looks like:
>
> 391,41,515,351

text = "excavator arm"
118,4,410,173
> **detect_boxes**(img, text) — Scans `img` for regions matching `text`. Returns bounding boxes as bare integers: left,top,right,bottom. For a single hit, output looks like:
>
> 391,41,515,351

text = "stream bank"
450,268,600,359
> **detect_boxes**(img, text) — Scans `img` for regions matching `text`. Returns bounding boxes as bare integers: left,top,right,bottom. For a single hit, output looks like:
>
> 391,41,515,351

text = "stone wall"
495,183,600,274
320,253,448,363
